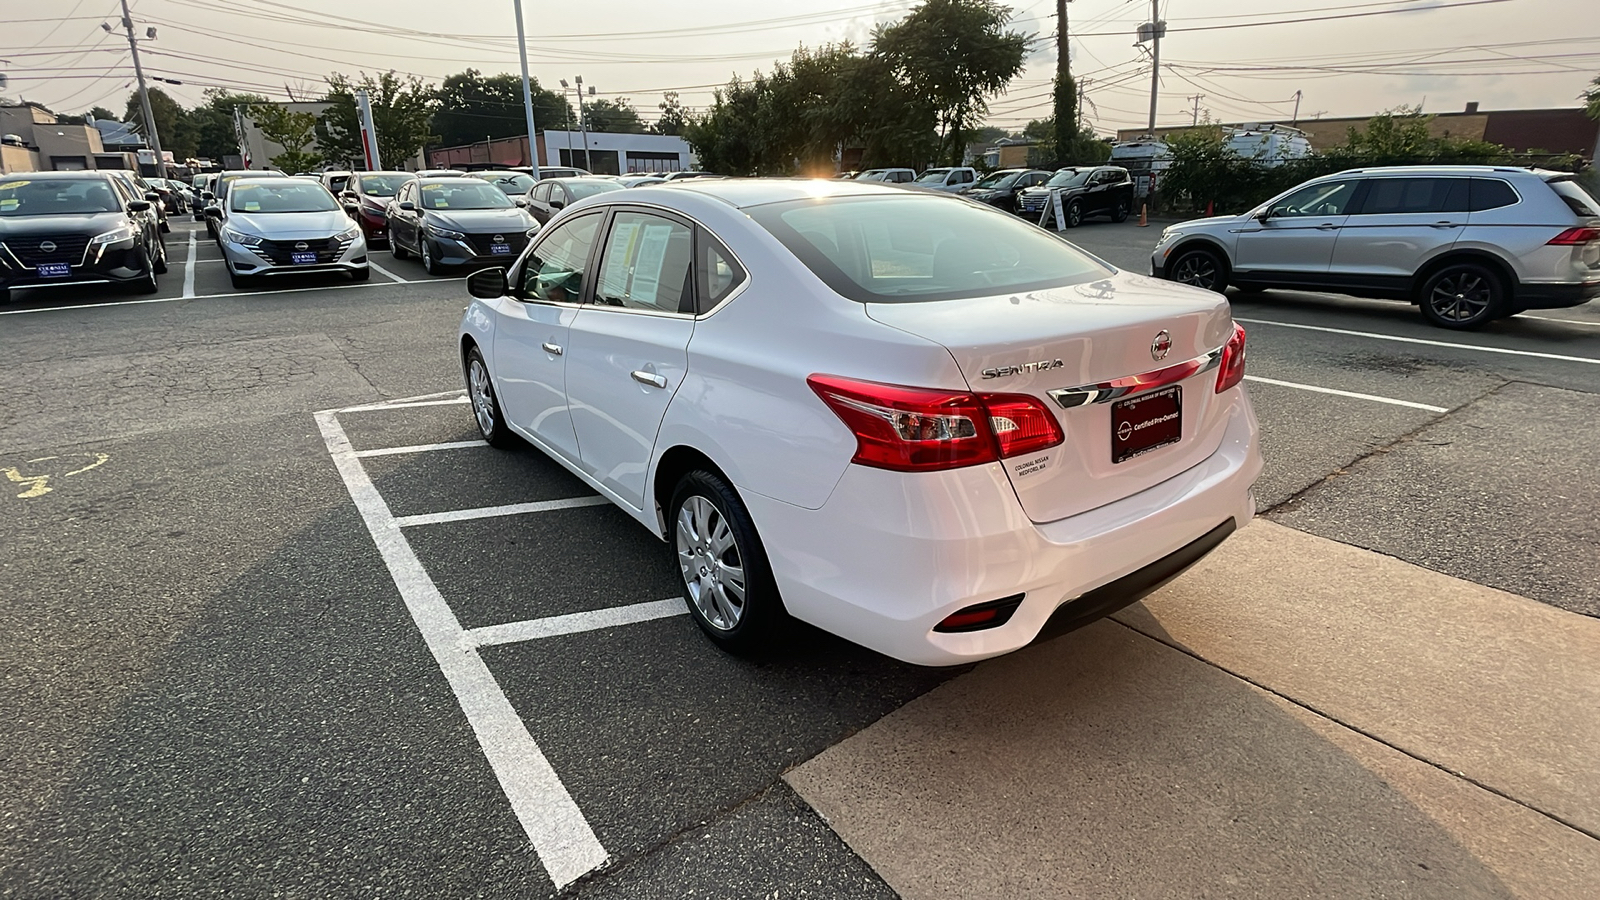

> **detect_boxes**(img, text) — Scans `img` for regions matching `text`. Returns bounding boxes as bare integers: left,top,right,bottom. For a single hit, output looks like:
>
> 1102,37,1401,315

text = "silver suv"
1151,165,1600,329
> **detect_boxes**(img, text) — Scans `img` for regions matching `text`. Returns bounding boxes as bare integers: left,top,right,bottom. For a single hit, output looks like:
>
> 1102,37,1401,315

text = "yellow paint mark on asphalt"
2,452,111,499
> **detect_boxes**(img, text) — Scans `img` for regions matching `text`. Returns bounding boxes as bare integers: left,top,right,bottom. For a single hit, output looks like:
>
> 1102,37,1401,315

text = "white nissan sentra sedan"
457,179,1262,666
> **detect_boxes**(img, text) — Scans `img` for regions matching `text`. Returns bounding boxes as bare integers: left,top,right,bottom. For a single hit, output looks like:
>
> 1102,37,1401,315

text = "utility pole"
1054,0,1075,165
1145,0,1163,134
513,0,541,180
1291,89,1303,126
1187,94,1204,126
116,0,163,176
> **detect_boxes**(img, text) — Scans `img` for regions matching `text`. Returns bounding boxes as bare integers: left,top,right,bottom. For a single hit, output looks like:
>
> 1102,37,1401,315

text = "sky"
3,0,1596,138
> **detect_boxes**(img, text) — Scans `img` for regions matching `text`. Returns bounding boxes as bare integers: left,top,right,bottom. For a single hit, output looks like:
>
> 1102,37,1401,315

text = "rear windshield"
0,178,122,216
1548,178,1600,217
565,180,623,200
748,194,1111,304
476,172,536,194
230,181,340,213
357,174,410,197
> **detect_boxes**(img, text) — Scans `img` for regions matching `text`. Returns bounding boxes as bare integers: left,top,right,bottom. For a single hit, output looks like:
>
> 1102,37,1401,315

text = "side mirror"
1255,208,1274,223
203,205,222,218
202,191,214,201
515,198,527,207
466,267,508,300
127,199,152,212
549,199,564,210
399,201,416,211
144,191,161,201
341,190,357,201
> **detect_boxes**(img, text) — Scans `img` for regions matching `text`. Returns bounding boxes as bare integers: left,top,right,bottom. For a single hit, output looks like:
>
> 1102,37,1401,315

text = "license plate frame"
36,263,71,278
291,251,318,265
1111,385,1182,464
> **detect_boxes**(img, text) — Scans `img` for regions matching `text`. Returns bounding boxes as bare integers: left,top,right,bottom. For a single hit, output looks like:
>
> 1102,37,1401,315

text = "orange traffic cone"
1205,200,1214,217
1138,203,1148,227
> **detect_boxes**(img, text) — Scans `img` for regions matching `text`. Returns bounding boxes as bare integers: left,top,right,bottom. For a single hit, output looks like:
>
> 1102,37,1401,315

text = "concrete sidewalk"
786,520,1600,899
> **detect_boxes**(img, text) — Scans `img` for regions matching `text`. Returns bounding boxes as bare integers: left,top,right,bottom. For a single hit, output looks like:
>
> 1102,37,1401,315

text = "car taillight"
1216,323,1246,393
808,374,1064,472
1547,227,1600,245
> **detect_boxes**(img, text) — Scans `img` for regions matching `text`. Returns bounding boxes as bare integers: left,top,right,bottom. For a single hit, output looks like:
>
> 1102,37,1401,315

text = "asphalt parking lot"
3,216,1597,896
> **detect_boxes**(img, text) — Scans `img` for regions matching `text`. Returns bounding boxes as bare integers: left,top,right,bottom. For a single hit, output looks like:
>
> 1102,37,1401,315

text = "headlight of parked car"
337,224,361,241
89,223,137,245
223,228,263,247
425,222,467,240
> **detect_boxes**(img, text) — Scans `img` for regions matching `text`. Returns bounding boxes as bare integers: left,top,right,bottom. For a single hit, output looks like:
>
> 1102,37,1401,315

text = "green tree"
123,87,194,159
653,92,688,136
316,71,437,169
87,106,116,122
872,0,1028,165
249,103,322,172
583,98,645,133
1582,73,1600,120
181,90,269,162
432,69,570,147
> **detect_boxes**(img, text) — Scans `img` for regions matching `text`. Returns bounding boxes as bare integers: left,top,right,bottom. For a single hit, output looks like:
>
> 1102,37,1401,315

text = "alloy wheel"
468,357,495,436
1428,271,1492,323
1067,202,1083,227
675,495,747,631
1172,252,1219,290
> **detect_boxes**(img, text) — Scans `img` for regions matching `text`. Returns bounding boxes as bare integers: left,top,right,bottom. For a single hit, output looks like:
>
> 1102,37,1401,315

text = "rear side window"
1357,178,1468,214
1548,179,1599,217
748,194,1111,303
1469,179,1519,212
696,228,745,311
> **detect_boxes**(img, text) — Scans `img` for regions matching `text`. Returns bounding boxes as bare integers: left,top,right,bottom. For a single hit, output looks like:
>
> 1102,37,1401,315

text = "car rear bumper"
1518,279,1600,309
742,388,1262,666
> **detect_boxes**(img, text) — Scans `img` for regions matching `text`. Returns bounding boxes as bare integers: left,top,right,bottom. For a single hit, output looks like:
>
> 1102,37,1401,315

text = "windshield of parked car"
1045,169,1090,189
357,174,409,197
475,172,537,194
973,171,1022,190
750,194,1111,303
914,169,952,184
564,180,624,200
419,181,514,210
0,178,123,216
229,181,340,213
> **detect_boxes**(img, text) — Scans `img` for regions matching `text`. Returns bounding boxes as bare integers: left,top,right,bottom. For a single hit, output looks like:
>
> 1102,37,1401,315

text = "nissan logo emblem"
294,241,309,251
39,241,56,253
493,234,505,243
1151,330,1172,361
1117,421,1134,441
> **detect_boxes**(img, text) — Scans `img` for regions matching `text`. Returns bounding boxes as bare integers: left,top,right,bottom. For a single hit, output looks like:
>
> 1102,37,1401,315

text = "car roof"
1,170,109,179
1327,165,1541,178
646,177,922,209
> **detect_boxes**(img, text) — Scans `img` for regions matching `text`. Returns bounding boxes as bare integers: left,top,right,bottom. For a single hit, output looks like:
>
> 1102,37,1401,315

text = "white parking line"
340,396,471,413
465,599,687,648
0,277,466,316
394,495,610,528
181,230,197,299
1243,375,1447,412
353,440,486,458
368,261,410,283
1236,317,1600,366
1521,314,1600,327
314,411,608,887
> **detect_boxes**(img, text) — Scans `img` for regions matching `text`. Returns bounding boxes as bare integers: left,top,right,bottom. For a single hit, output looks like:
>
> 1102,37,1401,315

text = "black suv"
1018,166,1136,227
958,168,1053,214
0,171,167,302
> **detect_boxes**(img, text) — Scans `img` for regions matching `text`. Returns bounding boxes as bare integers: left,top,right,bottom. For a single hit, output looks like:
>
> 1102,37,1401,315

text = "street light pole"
1145,0,1162,134
575,76,592,173
117,0,164,175
512,0,541,181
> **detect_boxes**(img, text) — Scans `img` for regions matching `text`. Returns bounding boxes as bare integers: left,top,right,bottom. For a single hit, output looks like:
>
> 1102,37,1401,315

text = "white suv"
1151,166,1600,329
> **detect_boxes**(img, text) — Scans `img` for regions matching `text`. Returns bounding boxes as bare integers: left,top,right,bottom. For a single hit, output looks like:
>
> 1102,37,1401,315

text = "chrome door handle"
541,342,563,355
630,370,667,389
1431,221,1459,228
1315,224,1339,230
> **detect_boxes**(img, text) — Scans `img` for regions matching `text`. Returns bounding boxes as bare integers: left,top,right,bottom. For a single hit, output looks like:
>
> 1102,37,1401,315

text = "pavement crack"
1108,615,1600,844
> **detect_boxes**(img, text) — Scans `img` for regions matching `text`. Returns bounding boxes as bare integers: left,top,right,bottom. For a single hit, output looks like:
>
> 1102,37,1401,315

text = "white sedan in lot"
458,179,1262,666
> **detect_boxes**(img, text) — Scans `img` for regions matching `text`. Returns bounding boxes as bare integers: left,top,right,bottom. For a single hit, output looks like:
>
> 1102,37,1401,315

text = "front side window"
532,182,553,203
1356,178,1467,215
915,169,952,185
0,178,122,216
595,211,694,314
418,181,513,210
521,212,602,304
229,181,339,213
1045,169,1089,189
750,194,1112,303
1269,179,1361,217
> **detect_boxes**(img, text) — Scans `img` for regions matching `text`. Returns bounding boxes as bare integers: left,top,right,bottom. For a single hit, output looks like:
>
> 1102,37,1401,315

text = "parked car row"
0,170,168,302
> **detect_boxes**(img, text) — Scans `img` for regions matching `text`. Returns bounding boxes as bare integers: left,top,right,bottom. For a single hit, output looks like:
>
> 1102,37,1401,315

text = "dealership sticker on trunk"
1012,454,1051,478
1111,385,1182,464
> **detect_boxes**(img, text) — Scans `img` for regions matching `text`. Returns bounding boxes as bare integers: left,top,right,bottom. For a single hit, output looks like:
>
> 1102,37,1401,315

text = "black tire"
350,265,371,282
132,248,159,294
159,219,171,234
152,238,168,275
1168,247,1228,293
670,469,787,655
228,267,258,291
1418,262,1507,330
1064,199,1084,228
1111,198,1130,223
391,238,410,260
465,347,517,448
421,239,445,276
